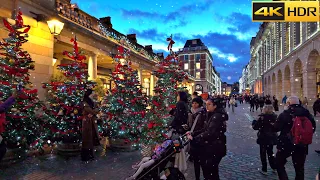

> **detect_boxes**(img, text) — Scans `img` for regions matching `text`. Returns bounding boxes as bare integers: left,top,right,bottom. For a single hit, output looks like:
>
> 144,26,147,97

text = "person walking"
274,96,316,180
313,95,320,116
273,96,279,112
187,98,228,180
229,96,236,113
252,105,277,175
81,89,100,161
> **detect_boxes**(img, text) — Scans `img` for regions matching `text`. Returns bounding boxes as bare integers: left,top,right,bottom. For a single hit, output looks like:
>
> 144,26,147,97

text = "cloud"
225,12,259,33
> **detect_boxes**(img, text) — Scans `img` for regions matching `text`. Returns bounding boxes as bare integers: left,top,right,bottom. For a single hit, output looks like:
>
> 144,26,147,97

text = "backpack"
290,116,313,145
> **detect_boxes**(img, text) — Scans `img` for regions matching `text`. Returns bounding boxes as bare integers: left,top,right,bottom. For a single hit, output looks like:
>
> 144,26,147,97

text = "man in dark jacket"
274,96,316,180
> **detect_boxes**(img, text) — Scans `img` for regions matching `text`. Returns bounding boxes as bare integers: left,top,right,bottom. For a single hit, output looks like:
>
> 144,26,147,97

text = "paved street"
0,103,319,180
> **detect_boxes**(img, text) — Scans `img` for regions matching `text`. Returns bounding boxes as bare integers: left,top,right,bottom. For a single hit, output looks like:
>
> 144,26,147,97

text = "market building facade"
0,0,194,100
249,22,320,102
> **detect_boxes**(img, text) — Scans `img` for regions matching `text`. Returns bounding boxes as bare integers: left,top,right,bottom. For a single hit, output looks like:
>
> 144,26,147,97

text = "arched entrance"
306,50,320,101
272,73,276,96
293,59,303,99
264,77,267,95
284,65,291,96
268,76,271,96
277,70,282,100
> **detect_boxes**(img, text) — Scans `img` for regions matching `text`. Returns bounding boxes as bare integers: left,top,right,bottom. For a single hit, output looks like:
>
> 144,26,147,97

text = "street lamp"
47,20,64,35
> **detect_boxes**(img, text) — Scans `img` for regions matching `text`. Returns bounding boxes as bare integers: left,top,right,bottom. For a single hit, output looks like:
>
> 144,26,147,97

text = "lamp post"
47,20,64,35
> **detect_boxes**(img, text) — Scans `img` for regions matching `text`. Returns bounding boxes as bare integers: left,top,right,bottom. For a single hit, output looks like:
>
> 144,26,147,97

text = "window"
184,55,189,61
192,40,197,44
196,72,200,79
309,22,318,36
195,54,200,61
196,62,200,69
285,23,289,54
295,22,301,46
184,63,188,70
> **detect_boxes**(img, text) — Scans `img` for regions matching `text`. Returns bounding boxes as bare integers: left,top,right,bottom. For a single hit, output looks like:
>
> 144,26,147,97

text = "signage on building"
252,1,319,22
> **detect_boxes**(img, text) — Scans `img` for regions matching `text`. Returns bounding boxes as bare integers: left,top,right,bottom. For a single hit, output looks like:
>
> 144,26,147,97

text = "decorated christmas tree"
100,43,147,146
42,36,95,144
0,10,43,149
140,36,188,145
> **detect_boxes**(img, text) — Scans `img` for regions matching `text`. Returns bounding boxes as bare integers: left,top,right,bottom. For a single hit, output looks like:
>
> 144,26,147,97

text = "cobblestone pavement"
0,103,319,180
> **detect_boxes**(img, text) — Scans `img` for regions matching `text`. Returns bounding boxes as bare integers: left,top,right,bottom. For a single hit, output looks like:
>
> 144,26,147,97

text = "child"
126,140,173,180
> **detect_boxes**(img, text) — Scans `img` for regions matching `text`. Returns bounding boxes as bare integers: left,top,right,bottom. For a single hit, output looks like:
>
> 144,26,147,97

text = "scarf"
191,107,202,114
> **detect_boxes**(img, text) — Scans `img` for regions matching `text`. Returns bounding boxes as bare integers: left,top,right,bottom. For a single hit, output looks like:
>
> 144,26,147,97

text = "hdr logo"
252,1,319,22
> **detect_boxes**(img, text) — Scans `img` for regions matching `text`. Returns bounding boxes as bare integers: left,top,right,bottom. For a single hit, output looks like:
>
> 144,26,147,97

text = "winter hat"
192,97,203,107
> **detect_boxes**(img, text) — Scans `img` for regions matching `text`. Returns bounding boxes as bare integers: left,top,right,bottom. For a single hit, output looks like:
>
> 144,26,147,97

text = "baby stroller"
134,133,190,180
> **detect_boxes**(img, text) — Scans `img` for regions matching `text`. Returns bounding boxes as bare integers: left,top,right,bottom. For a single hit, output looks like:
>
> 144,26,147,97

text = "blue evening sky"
72,0,261,83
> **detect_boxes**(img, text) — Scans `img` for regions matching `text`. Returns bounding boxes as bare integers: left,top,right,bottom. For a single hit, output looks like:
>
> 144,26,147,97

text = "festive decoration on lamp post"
140,35,189,145
42,36,95,144
0,10,43,149
100,42,147,147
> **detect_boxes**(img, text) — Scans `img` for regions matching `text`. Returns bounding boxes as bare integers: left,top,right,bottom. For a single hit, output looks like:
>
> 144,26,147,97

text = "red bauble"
42,84,46,88
25,76,29,81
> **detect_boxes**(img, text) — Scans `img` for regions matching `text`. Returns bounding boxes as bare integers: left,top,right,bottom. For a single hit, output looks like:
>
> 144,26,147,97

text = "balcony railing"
55,0,159,63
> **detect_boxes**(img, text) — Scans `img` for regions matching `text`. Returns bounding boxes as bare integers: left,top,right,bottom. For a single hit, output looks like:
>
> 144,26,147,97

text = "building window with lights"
285,22,290,54
184,63,189,70
196,72,200,79
308,22,318,36
295,22,301,46
196,62,200,69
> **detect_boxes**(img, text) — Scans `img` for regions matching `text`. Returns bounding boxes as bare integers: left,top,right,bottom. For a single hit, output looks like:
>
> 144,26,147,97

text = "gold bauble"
74,109,78,114
9,59,14,64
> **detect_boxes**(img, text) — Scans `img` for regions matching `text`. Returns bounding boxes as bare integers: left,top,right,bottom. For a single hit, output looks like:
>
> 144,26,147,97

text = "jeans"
276,146,307,180
260,144,276,171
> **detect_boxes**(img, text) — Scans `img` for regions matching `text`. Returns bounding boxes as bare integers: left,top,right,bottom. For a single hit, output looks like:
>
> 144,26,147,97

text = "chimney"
145,45,153,53
99,16,112,29
127,34,137,43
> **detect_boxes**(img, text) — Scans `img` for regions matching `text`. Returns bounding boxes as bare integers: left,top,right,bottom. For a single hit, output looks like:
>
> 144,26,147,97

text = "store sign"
195,84,203,91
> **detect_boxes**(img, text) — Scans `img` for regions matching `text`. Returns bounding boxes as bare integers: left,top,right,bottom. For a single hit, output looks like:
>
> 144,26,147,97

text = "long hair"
178,91,188,103
83,89,94,108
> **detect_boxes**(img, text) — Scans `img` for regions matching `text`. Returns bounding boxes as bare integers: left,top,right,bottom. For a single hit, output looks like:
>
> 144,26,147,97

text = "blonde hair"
263,105,274,114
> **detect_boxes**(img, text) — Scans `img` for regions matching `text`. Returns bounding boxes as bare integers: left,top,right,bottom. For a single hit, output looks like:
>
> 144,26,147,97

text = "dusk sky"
72,0,261,83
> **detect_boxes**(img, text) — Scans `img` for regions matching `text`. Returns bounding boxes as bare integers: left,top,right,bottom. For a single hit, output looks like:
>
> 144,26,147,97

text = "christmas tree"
42,36,95,144
100,43,147,146
140,36,188,145
0,10,43,149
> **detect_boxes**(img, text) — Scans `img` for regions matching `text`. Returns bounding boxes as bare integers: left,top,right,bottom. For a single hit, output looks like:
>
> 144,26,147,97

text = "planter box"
57,142,81,157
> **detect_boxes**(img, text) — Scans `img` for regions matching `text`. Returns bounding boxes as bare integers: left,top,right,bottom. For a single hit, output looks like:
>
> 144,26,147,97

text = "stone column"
88,54,97,80
150,75,155,96
137,69,142,83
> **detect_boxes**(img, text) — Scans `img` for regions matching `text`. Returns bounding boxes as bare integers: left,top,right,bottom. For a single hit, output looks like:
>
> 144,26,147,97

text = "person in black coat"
170,91,189,136
273,96,279,111
273,96,316,180
252,105,277,175
188,97,206,180
187,98,228,180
